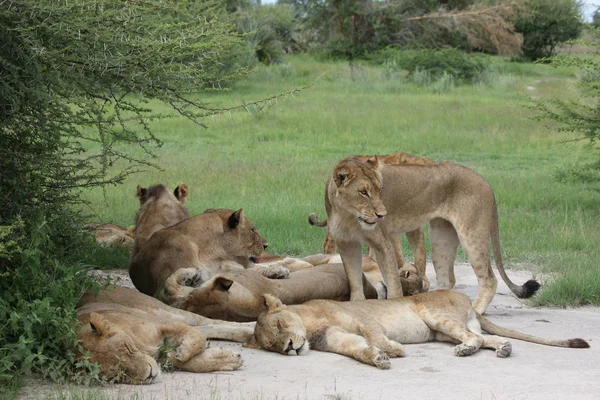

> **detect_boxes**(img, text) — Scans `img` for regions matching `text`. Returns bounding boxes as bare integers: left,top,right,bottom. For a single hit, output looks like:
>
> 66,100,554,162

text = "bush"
513,0,583,60
373,48,490,81
0,0,250,393
531,32,600,187
234,3,300,64
0,217,102,396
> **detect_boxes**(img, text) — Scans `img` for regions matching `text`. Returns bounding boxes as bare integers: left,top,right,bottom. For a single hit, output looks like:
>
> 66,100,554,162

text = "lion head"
168,273,262,322
78,313,160,384
332,156,387,229
134,183,191,246
202,208,268,267
245,294,309,356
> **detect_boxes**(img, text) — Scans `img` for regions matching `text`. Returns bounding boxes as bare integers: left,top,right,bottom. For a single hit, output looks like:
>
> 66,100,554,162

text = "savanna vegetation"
1,0,598,396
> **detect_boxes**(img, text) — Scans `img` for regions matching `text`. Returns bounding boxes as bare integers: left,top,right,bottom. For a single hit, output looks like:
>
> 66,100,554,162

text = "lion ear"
212,277,234,292
174,184,189,203
334,168,352,187
244,334,261,349
262,294,284,312
89,312,113,336
364,155,381,170
227,209,244,230
136,185,147,202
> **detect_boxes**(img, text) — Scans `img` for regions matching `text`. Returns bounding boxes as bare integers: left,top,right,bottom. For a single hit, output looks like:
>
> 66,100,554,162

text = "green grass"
81,55,600,307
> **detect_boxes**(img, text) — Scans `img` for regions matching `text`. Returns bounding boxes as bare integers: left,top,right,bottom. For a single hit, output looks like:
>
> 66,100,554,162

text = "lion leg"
429,218,459,290
359,324,406,358
455,224,497,315
160,324,207,363
464,313,511,357
172,347,243,372
337,240,368,301
249,263,290,279
366,232,404,299
195,323,254,343
419,308,483,357
312,326,391,369
405,228,429,291
161,267,203,304
323,228,337,254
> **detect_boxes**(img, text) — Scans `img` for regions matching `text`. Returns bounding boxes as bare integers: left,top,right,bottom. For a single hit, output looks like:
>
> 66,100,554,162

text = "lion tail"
491,197,540,298
476,313,589,349
308,213,328,228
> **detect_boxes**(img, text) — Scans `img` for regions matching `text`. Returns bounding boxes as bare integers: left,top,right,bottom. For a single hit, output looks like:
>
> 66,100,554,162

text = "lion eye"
359,190,369,197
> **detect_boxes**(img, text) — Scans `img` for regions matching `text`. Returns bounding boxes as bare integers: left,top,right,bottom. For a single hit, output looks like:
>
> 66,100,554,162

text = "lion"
129,207,273,296
84,222,135,249
245,291,589,369
131,183,191,259
76,287,251,383
309,152,439,290
314,156,539,314
160,256,423,322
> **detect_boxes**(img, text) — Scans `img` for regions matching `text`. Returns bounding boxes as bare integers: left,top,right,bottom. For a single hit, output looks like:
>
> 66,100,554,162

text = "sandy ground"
20,264,600,400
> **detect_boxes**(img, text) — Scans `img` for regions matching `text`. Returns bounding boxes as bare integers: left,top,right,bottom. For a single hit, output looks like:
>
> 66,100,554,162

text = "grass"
81,55,600,307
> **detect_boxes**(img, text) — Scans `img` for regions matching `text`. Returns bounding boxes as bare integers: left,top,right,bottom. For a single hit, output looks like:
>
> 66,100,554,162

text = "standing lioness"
321,156,539,314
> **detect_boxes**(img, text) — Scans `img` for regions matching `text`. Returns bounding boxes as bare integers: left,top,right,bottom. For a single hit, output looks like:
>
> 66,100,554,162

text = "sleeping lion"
77,287,251,383
245,291,589,369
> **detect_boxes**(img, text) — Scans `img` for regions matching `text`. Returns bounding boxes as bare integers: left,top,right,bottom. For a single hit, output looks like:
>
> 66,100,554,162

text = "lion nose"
375,212,386,219
263,243,269,250
285,340,294,352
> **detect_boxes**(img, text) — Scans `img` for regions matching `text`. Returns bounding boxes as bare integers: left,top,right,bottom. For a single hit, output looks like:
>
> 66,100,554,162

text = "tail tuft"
517,280,541,298
308,213,327,227
568,338,590,348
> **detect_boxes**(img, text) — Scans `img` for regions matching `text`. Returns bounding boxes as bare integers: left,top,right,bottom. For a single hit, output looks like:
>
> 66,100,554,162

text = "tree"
0,0,252,390
513,0,583,60
532,45,600,186
281,0,523,58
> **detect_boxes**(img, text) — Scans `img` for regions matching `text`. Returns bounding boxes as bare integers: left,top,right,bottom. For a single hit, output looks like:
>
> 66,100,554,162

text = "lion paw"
364,346,390,369
386,341,406,358
176,341,205,363
454,343,477,357
206,348,243,371
496,342,512,358
262,265,290,279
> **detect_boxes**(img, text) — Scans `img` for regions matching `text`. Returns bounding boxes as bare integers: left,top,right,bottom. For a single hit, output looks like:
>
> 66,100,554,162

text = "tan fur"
247,291,588,368
131,183,191,259
129,207,269,297
309,152,437,290
76,287,251,383
318,156,539,313
161,258,423,322
84,222,135,249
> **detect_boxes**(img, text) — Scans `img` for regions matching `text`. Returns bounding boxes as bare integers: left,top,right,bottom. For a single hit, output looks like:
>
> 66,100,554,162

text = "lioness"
129,208,269,296
319,156,539,314
309,152,436,289
246,292,589,369
161,258,423,322
131,183,191,259
77,287,249,383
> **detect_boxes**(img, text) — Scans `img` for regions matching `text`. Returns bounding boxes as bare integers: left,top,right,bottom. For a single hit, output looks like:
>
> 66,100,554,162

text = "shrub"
513,0,584,60
374,48,490,81
234,3,300,64
531,32,600,187
0,0,251,393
